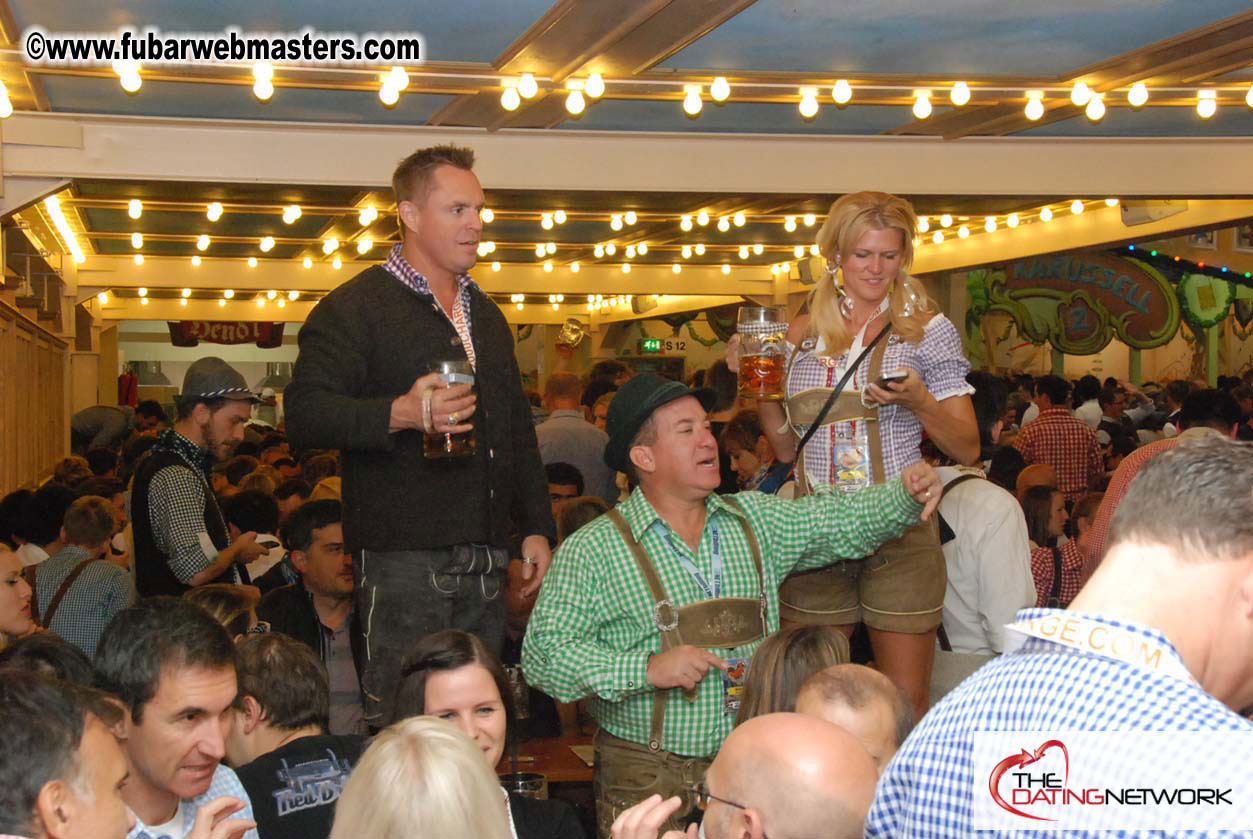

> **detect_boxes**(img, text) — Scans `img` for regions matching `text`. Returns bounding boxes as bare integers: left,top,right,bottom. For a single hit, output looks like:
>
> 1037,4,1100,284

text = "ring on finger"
449,411,459,424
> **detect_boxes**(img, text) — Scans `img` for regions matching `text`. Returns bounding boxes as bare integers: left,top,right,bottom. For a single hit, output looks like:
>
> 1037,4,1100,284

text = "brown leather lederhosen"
592,497,768,838
778,330,945,631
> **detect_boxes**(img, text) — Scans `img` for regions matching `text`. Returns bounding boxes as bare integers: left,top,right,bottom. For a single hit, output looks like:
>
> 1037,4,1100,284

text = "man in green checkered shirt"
522,374,941,837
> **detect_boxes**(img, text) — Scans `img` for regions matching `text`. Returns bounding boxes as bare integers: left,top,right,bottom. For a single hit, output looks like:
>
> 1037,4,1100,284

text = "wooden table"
497,734,595,784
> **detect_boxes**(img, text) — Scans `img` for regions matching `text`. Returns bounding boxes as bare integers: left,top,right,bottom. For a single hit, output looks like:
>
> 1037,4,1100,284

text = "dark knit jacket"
257,579,364,684
284,264,555,552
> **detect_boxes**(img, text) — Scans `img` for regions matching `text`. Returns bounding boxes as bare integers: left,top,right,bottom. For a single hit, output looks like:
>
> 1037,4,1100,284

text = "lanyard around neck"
836,296,891,386
651,518,722,599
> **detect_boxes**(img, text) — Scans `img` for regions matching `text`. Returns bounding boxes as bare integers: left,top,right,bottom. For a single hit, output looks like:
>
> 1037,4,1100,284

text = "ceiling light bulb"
793,245,805,258
605,243,616,256
932,231,944,245
985,217,997,233
680,215,693,231
940,214,953,228
120,72,141,93
218,298,226,307
637,243,648,255
260,236,275,252
798,87,819,119
681,245,692,259
134,254,144,265
832,79,852,105
696,211,710,226
958,225,970,239
332,256,342,269
253,79,274,102
1105,198,1120,207
480,208,494,223
672,263,681,274
207,202,223,222
804,213,817,227
733,211,746,227
476,243,489,257
500,87,521,111
140,296,148,305
610,214,623,231
248,257,258,267
624,211,637,225
283,205,302,224
784,216,797,232
256,296,265,307
694,243,706,255
781,261,791,273
359,206,378,226
357,239,373,254
491,261,501,272
543,261,553,273
131,232,143,248
565,89,586,115
1024,91,1045,121
717,217,730,232
1128,82,1149,108
625,245,636,259
918,216,930,233
594,244,605,258
181,287,191,297
683,85,703,116
0,83,11,119
196,234,210,251
752,243,763,255
1040,206,1053,222
950,81,971,106
809,244,820,256
191,255,201,266
323,238,338,254
1070,82,1091,107
570,262,580,273
553,210,566,224
771,264,780,276
266,289,277,300
518,73,539,99
585,73,605,99
98,292,108,304
253,61,273,83
303,256,313,269
379,84,400,107
1070,200,1084,215
1196,89,1217,119
545,242,556,255
277,298,286,308
1085,93,1105,121
710,77,731,103
721,263,731,275
1246,84,1253,108
127,199,143,219
541,213,554,230
621,262,631,273
534,243,546,258
912,90,932,120
1007,213,1020,228
739,245,749,259
289,289,300,300
224,289,235,299
137,287,148,297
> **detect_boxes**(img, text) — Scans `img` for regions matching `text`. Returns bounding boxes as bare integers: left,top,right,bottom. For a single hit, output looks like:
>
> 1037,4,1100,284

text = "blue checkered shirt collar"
154,429,212,480
383,243,478,305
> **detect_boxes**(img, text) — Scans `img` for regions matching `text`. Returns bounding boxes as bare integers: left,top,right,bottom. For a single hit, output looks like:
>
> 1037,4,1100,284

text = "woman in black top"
389,629,585,839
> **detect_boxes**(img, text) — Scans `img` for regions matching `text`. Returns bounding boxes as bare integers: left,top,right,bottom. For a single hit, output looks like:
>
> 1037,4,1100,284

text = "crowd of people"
2,145,1252,839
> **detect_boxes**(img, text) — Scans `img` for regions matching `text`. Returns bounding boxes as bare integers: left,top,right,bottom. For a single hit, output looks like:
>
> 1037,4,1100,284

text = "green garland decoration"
685,321,720,347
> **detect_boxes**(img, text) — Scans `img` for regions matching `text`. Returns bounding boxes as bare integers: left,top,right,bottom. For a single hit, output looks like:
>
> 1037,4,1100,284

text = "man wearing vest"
522,373,941,838
133,357,268,597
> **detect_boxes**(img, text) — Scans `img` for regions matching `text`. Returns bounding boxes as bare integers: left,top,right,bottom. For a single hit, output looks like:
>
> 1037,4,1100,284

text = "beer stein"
736,306,788,401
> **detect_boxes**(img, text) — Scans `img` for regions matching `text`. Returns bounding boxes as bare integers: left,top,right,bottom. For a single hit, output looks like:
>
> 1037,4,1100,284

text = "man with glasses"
610,713,878,839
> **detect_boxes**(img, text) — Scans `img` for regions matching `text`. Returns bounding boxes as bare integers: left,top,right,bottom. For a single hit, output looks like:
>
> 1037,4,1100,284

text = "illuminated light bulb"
0,83,11,118
585,73,605,99
98,291,109,304
1085,93,1105,122
950,81,971,106
1246,84,1253,108
218,298,226,307
1070,82,1091,107
621,262,631,274
534,243,546,258
181,288,191,298
752,243,763,255
517,302,524,310
940,214,953,228
912,90,932,120
140,297,148,305
1196,89,1217,119
918,216,931,233
605,243,616,256
112,58,138,78
134,254,144,265
717,216,730,232
387,66,410,91
248,257,258,267
696,211,710,226
545,242,556,255
710,76,731,103
1040,206,1053,222
480,208,494,223
672,263,681,274
128,199,143,219
260,236,275,252
1128,82,1148,108
179,298,187,307
355,239,373,255
625,245,636,259
1070,200,1085,215
131,232,143,248
552,302,559,310
289,290,300,300
680,215,693,232
809,244,820,256
207,202,223,222
784,216,797,232
565,89,585,115
593,244,605,258
681,245,692,259
781,261,791,273
932,231,944,245
1105,198,1120,207
137,287,148,297
518,73,539,99
379,84,400,107
610,214,623,231
1007,213,1020,228
771,264,780,276
637,243,648,255
358,205,378,226
683,84,703,116
541,213,554,230
476,243,490,257
798,86,820,119
694,243,706,256
543,261,553,273
958,225,970,239
253,61,273,83
277,298,286,308
556,294,564,302
253,79,274,102
266,289,277,300
491,261,501,272
322,238,338,254
733,211,746,227
332,256,342,270
500,87,521,111
120,72,141,93
625,211,637,225
570,262,580,273
255,296,265,308
985,217,997,233
554,210,567,224
282,205,302,224
739,245,749,259
721,263,731,275
832,79,852,105
191,255,201,266
803,213,817,227
224,289,235,299
1024,91,1045,121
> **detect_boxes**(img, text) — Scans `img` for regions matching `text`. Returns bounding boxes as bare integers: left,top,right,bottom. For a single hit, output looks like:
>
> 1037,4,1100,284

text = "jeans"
356,544,507,725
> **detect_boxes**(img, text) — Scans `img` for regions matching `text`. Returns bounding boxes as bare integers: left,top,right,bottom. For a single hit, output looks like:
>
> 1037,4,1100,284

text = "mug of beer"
424,360,476,459
736,306,787,401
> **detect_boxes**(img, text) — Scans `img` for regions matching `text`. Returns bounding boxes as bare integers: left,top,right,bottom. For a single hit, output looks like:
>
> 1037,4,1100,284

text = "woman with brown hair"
1021,485,1086,608
733,624,850,726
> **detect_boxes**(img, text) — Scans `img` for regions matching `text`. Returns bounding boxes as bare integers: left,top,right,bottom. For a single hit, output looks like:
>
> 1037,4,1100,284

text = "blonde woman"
330,715,511,839
746,191,978,718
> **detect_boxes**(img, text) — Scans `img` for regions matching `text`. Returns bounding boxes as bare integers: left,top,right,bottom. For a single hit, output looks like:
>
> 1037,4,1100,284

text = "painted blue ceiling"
10,0,554,63
659,0,1253,75
1016,104,1253,137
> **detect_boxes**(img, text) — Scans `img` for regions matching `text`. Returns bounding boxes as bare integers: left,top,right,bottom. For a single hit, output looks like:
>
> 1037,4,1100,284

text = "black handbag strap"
1047,547,1064,607
793,323,892,458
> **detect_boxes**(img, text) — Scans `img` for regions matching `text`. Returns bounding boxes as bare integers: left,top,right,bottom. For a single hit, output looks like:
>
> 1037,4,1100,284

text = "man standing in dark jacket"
285,144,556,725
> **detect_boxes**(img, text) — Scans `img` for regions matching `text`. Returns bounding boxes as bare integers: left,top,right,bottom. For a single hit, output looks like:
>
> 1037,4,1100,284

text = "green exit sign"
639,337,662,353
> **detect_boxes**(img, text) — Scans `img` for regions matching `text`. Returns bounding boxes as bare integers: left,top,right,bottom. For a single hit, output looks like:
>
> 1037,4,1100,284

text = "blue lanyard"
652,518,723,599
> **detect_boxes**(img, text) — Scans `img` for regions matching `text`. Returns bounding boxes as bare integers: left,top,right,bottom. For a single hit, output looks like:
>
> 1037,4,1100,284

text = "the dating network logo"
988,739,1070,821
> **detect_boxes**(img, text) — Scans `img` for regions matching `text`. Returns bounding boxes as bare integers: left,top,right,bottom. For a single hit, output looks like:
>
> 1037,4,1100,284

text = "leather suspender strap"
39,558,95,628
719,496,767,627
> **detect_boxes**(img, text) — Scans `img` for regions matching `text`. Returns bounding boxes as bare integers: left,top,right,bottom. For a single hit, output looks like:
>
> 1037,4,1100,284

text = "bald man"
611,713,877,839
795,663,913,773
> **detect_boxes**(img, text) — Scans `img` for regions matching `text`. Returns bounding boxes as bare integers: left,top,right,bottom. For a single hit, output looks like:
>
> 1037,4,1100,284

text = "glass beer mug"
424,360,476,459
736,306,788,401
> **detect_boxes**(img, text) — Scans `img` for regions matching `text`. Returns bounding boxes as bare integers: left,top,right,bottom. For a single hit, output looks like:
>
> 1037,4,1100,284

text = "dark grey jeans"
356,544,508,725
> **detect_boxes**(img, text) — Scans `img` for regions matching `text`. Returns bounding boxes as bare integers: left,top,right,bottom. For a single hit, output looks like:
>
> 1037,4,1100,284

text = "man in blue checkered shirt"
868,435,1253,838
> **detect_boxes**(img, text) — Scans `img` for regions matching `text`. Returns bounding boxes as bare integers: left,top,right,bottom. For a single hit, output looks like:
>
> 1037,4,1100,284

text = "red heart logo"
988,740,1070,822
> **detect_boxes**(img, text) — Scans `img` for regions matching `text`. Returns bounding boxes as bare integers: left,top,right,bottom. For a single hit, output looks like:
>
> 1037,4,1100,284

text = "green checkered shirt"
521,479,922,757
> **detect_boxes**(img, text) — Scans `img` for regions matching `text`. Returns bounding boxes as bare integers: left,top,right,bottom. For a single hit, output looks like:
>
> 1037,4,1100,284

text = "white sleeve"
974,499,1037,653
